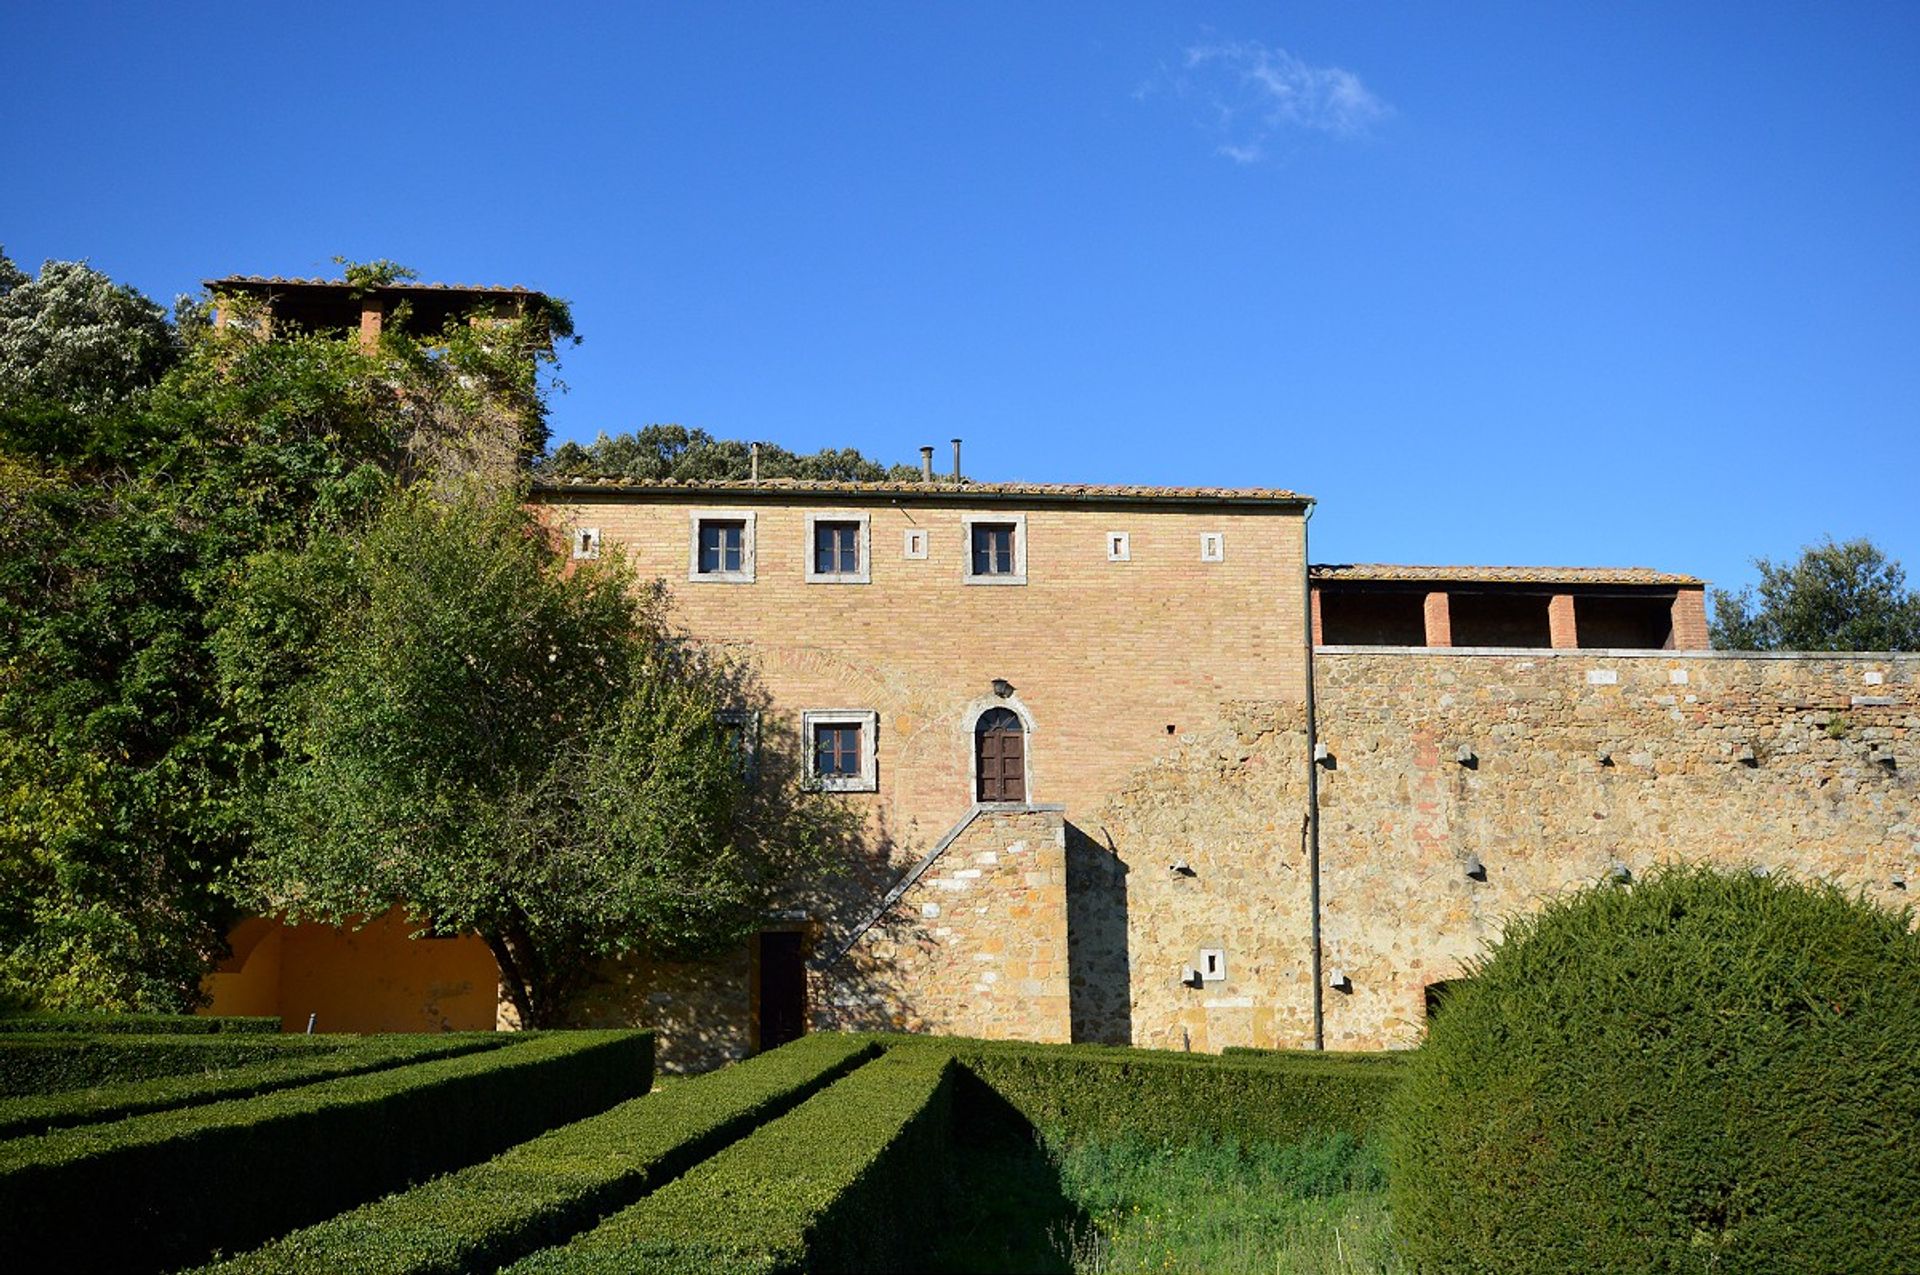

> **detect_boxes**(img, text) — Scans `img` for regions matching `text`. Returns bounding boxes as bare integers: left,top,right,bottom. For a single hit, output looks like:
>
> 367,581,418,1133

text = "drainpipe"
1302,500,1324,1050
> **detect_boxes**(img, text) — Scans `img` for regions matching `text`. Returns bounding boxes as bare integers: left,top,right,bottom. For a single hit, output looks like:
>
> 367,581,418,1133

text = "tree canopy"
540,424,927,484
0,251,570,1009
226,486,845,1025
1711,537,1920,651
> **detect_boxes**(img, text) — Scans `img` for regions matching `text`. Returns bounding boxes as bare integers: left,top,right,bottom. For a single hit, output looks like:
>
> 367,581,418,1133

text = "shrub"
874,1033,1403,1146
511,1048,953,1274
0,1032,498,1137
0,1029,652,1273
196,1033,876,1275
0,1033,341,1097
0,1013,280,1033
1390,865,1920,1273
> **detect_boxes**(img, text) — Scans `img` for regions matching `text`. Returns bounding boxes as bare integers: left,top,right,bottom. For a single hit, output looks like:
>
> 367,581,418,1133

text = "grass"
930,1128,1403,1274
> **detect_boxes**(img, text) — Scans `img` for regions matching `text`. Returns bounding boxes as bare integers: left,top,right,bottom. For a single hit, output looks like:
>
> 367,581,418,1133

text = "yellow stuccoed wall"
540,488,1312,1067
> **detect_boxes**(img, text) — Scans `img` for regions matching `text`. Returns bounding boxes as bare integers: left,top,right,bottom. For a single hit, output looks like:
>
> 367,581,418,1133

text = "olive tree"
228,484,842,1026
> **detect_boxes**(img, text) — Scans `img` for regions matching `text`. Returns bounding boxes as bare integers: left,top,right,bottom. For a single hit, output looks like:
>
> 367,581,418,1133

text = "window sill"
963,574,1028,587
689,571,755,584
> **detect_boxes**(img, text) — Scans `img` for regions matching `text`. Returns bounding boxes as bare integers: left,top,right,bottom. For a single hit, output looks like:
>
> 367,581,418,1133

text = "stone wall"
1313,649,1918,1049
831,805,1070,1043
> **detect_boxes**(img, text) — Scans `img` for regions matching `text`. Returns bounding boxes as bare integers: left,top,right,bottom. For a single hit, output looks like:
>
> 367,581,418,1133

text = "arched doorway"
974,707,1027,803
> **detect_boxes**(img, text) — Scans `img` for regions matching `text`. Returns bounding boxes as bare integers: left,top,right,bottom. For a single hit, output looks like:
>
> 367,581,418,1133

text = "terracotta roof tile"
1310,563,1702,586
530,476,1311,504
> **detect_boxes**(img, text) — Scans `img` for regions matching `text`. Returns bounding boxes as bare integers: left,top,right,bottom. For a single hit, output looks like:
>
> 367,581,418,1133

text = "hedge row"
0,1029,653,1273
0,1012,280,1034
871,1033,1404,1145
510,1048,955,1275
0,1033,343,1098
198,1033,878,1275
0,1032,500,1139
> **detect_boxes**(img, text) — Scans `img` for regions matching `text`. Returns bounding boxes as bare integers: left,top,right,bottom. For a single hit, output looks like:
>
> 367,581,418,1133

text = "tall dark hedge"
1389,865,1920,1273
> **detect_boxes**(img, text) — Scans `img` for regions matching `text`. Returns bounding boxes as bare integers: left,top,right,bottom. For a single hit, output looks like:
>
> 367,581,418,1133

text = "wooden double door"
975,707,1025,803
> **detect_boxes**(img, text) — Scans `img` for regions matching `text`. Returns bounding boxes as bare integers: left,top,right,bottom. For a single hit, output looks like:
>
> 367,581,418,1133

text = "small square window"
572,527,601,560
805,513,870,583
801,710,878,792
1199,532,1225,563
688,511,756,583
1107,531,1130,562
903,528,928,560
963,514,1027,585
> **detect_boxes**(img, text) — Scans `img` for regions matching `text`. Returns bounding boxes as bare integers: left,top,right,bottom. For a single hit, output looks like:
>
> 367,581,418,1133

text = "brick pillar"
1423,591,1452,648
1311,587,1324,647
1671,587,1710,649
357,298,384,352
1548,594,1578,649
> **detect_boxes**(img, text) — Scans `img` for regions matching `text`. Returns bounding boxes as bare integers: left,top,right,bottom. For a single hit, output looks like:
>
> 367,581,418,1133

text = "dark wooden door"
756,930,807,1051
975,708,1026,802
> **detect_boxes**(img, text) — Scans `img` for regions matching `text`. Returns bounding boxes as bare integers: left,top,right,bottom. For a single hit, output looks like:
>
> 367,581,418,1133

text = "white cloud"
1152,38,1390,161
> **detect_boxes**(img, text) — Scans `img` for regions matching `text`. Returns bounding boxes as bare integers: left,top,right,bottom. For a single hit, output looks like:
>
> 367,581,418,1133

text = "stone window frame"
963,694,1036,806
1106,530,1131,562
1199,531,1226,563
903,528,929,560
571,527,601,560
804,511,871,585
963,513,1028,586
801,709,879,793
688,510,757,584
717,708,761,781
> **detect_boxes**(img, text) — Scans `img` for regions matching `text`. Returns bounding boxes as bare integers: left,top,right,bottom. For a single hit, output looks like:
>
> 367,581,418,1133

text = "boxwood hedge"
510,1048,954,1274
0,1013,280,1034
0,1032,499,1138
1391,866,1920,1273
873,1033,1403,1145
197,1033,877,1275
0,1033,342,1098
0,1029,652,1273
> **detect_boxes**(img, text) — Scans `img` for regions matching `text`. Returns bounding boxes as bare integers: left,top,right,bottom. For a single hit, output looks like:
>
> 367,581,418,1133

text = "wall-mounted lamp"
1455,744,1477,768
1609,862,1633,884
991,678,1014,698
1464,853,1486,882
1328,969,1353,994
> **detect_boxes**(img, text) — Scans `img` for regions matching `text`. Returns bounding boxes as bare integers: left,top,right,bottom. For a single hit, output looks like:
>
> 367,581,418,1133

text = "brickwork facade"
522,482,1913,1069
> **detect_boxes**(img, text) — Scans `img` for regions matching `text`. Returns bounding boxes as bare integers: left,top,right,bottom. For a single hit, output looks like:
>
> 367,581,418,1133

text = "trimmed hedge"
0,1032,499,1138
1391,866,1920,1273
510,1048,954,1274
872,1033,1404,1145
0,1033,342,1098
0,1029,652,1273
197,1033,877,1275
0,1012,280,1034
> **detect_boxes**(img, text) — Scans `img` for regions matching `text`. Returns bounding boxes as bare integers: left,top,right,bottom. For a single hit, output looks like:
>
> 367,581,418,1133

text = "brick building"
198,278,1915,1066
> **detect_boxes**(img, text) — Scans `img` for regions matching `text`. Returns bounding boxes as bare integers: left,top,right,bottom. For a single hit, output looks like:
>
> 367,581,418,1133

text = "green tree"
0,252,573,1010
541,424,927,484
1711,536,1920,651
226,486,843,1026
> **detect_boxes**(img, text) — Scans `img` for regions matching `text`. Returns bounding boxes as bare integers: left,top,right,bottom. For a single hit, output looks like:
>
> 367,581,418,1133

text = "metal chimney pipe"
919,446,934,482
750,442,760,484
950,438,962,482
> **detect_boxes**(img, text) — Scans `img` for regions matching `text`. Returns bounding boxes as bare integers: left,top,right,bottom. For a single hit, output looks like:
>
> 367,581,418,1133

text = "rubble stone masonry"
1314,648,1917,1048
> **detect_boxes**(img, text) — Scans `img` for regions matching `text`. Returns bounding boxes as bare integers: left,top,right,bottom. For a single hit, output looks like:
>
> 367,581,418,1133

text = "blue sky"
4,3,1916,595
